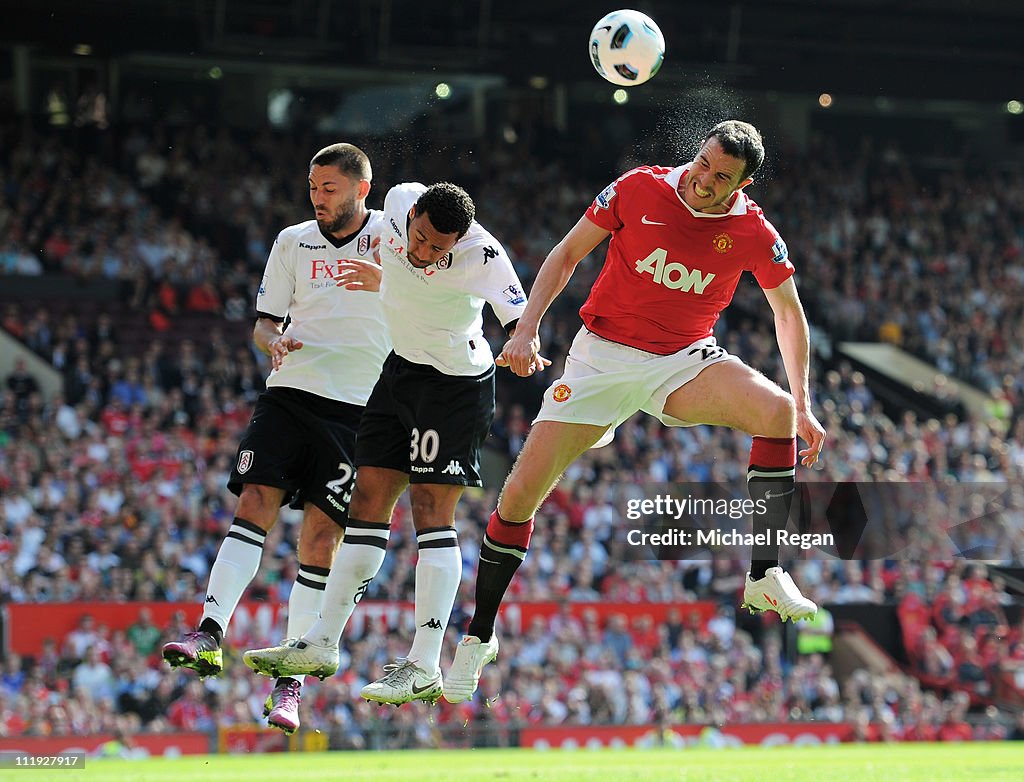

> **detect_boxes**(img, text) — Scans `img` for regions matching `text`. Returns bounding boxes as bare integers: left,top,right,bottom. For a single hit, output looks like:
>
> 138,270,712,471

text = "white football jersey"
256,211,391,405
379,183,527,376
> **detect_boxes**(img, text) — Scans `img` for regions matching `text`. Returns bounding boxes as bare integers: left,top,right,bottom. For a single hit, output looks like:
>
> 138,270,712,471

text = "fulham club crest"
358,234,370,254
237,450,254,474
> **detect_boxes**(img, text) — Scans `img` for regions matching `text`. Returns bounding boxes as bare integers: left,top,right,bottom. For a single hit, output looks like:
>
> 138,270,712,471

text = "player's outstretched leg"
741,436,816,622
361,524,460,706
444,510,531,702
246,517,390,682
259,560,331,733
163,516,270,676
360,658,443,706
162,630,224,677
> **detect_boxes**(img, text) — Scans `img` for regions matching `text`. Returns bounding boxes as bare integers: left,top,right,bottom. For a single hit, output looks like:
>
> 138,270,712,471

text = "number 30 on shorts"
409,428,440,464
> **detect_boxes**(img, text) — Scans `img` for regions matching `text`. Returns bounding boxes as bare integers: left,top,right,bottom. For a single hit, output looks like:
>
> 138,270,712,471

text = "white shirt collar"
665,165,748,218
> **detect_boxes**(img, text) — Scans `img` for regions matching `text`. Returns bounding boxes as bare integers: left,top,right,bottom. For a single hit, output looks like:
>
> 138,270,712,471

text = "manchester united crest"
552,384,572,403
712,233,734,253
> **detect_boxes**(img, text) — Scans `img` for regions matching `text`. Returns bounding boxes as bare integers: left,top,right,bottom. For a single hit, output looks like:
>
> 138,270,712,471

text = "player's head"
308,142,372,237
406,182,475,268
680,120,763,213
707,121,764,180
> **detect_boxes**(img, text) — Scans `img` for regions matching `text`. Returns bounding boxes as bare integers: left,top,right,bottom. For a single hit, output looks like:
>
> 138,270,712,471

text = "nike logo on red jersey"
641,215,668,225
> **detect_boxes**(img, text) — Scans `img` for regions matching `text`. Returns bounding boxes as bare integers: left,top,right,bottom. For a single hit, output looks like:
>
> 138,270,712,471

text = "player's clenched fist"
496,330,550,377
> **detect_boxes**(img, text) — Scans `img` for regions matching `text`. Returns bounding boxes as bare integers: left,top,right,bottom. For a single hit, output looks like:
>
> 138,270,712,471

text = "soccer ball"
589,9,666,87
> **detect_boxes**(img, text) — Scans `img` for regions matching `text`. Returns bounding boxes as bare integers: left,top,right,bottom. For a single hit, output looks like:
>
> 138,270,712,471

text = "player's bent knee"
758,393,796,438
497,479,544,522
235,485,280,530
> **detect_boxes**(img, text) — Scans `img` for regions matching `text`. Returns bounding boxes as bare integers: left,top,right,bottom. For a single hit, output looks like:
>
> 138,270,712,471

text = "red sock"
749,436,796,472
486,510,533,549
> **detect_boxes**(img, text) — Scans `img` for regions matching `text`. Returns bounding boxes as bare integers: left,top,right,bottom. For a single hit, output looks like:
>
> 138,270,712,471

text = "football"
589,9,666,87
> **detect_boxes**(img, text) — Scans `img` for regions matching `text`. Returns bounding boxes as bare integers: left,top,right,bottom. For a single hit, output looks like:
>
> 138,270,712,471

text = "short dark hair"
414,182,475,238
705,120,764,181
310,142,372,181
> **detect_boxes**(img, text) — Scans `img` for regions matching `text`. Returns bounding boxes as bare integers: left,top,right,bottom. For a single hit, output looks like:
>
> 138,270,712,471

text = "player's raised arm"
762,277,826,467
500,216,609,376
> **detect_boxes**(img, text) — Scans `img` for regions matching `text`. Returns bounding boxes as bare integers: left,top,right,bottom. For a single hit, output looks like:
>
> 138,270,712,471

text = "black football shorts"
228,387,362,526
355,352,494,486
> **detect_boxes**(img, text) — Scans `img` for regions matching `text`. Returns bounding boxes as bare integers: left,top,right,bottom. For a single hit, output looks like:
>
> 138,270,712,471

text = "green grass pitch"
30,743,1023,782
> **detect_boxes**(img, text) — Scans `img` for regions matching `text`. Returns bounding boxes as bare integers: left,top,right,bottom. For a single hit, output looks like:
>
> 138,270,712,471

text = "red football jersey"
582,165,794,354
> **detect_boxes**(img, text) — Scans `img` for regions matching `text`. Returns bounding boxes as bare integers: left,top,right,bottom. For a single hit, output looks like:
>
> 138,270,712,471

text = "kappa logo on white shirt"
441,460,466,476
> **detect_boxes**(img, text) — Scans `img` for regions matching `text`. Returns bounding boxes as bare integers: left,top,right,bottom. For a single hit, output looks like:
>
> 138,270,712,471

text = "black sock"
467,511,532,642
748,475,795,579
199,618,224,646
748,436,797,580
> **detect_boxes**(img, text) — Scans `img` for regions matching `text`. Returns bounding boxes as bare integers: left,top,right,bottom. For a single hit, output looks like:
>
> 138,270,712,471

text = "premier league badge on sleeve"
771,238,789,264
503,284,526,305
595,183,617,210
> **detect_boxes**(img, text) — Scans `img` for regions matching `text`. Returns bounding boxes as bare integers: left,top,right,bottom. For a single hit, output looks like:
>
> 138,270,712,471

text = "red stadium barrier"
3,602,205,656
0,732,210,756
519,722,853,748
5,600,717,656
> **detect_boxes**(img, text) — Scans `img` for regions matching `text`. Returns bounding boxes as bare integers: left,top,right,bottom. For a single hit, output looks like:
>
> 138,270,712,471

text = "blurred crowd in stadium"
1,119,1023,744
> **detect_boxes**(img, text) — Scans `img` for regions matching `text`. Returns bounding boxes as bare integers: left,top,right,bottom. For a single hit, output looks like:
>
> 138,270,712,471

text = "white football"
589,9,666,87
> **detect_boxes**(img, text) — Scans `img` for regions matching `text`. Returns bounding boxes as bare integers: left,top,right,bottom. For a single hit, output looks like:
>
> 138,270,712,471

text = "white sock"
201,518,266,635
407,527,461,676
303,520,389,647
282,564,330,686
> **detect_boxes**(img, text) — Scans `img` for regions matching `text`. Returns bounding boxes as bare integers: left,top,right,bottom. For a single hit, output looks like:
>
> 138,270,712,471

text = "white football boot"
360,658,443,706
443,634,499,703
243,637,339,680
742,567,817,622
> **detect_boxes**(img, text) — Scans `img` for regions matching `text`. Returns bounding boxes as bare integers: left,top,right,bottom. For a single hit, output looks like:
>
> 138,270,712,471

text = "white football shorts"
534,328,738,447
